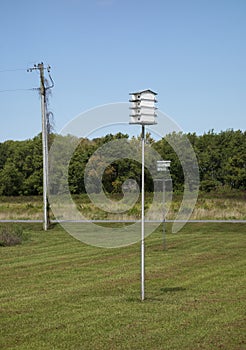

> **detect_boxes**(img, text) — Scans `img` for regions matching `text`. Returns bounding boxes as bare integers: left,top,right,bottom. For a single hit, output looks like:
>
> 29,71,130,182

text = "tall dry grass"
0,193,245,220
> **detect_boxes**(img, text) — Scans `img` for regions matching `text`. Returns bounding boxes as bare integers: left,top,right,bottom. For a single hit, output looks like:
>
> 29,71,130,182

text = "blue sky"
0,0,245,142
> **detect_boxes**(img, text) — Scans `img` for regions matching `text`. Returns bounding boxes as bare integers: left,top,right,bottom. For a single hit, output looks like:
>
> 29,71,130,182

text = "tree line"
0,129,245,196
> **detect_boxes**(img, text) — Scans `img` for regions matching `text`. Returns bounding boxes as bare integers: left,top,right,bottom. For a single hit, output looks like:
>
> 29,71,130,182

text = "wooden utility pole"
28,63,51,230
39,63,49,231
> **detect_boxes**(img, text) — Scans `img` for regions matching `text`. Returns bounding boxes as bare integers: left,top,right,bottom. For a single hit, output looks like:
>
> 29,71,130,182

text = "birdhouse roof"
129,89,157,96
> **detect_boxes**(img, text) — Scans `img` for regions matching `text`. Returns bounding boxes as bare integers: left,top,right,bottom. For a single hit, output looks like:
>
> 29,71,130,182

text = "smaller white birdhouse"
157,160,171,172
129,89,157,125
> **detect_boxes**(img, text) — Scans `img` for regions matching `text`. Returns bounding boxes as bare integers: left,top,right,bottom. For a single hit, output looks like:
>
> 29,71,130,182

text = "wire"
46,71,54,90
0,64,54,92
0,67,39,92
0,88,38,93
0,68,27,73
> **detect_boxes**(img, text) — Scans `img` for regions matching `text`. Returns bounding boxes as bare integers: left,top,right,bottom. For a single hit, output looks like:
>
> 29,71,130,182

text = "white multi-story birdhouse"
157,160,171,172
129,89,157,125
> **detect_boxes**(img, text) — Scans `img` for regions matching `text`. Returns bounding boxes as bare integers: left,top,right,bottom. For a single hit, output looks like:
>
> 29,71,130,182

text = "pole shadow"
160,286,186,293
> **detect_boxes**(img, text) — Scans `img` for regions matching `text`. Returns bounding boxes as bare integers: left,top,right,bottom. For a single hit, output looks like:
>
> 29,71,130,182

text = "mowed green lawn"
0,223,245,350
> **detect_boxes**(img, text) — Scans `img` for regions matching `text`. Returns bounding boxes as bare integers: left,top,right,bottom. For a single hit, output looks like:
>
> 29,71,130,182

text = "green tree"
0,162,24,195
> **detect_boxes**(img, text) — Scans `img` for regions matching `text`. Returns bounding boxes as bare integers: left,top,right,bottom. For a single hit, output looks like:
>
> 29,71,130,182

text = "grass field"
0,191,246,220
0,223,245,349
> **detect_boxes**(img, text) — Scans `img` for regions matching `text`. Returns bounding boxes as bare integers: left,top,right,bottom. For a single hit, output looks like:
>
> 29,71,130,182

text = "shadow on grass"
48,223,58,230
126,287,186,303
160,286,186,293
146,287,186,302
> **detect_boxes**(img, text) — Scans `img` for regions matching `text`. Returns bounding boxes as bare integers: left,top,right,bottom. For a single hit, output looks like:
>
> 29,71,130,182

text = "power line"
0,68,27,73
0,66,41,92
0,88,38,93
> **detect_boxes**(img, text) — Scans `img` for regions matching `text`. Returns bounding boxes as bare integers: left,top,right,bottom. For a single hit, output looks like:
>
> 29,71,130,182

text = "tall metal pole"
39,63,49,231
141,125,145,301
129,89,157,301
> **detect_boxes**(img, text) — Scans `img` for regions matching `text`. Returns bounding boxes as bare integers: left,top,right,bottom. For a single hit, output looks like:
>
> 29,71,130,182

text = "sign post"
156,161,171,249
